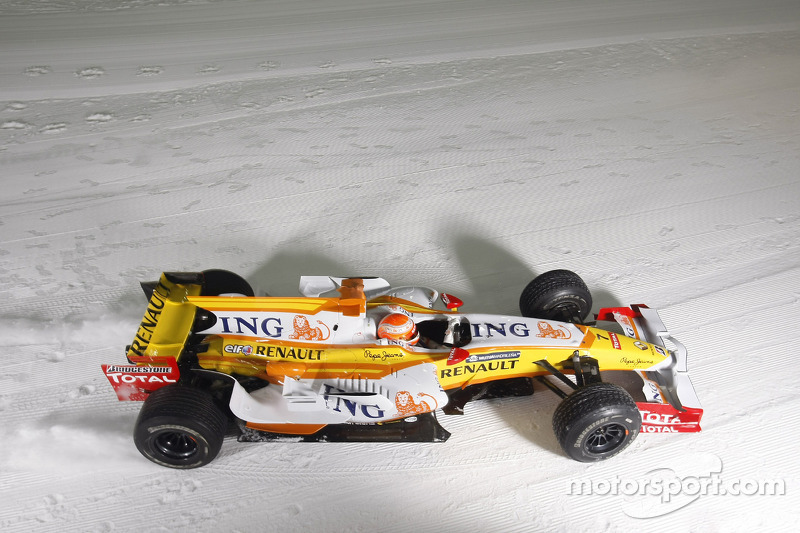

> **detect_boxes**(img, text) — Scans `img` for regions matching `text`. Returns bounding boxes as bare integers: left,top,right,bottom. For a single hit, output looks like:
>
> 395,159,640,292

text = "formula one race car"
103,269,702,469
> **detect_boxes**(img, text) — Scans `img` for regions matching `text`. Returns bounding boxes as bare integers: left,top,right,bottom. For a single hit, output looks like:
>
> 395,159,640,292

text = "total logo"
609,331,621,350
641,410,683,425
640,409,682,433
642,426,678,433
104,370,177,385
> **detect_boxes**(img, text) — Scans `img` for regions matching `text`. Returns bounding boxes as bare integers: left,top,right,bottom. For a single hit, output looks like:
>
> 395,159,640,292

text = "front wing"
597,305,703,433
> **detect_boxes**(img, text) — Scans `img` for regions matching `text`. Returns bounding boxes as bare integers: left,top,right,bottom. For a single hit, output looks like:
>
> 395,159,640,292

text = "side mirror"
441,293,464,311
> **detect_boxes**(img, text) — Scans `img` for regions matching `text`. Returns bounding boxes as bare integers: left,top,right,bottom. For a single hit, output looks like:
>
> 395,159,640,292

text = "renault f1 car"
102,269,702,469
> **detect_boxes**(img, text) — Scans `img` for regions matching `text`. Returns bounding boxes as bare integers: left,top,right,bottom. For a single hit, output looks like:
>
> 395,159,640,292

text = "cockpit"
298,276,471,350
373,313,471,350
416,316,472,349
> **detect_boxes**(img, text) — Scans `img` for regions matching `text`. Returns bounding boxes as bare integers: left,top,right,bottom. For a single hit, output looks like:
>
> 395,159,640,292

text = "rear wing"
597,305,702,432
103,272,204,400
126,272,203,363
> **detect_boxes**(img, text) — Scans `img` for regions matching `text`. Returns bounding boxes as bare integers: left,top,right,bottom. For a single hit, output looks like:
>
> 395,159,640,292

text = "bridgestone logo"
106,366,171,373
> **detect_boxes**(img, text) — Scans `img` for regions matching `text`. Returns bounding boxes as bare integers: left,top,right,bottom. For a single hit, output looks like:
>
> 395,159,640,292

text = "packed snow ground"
1,0,799,531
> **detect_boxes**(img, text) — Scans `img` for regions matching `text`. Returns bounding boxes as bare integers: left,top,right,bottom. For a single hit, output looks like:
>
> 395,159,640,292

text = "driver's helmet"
377,313,419,345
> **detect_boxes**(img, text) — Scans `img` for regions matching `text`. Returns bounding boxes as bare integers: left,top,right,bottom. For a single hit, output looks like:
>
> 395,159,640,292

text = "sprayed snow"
1,0,800,531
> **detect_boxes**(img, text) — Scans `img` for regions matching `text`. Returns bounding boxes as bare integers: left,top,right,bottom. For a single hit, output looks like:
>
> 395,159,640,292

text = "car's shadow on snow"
447,233,626,454
449,233,538,314
248,250,353,296
478,382,566,457
449,232,622,312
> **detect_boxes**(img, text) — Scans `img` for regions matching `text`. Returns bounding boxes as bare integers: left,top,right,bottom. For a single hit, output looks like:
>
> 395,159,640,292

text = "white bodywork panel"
606,306,702,411
298,276,391,299
228,363,448,425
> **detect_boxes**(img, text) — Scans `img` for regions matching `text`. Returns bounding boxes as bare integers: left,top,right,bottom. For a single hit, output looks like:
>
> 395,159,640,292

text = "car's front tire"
553,382,641,462
134,385,228,469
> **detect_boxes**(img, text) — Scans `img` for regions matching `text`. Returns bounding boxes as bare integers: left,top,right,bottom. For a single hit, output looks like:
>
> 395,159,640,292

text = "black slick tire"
134,385,228,469
519,269,592,323
553,382,641,462
201,269,254,297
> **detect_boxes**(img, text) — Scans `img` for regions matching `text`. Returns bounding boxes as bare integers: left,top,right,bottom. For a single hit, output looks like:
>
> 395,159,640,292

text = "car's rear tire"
201,269,254,297
519,269,592,323
134,385,228,469
553,382,641,462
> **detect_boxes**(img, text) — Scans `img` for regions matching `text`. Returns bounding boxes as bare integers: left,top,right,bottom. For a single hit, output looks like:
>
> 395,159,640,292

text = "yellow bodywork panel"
195,325,670,392
127,273,671,394
127,274,201,363
579,327,666,369
435,327,669,390
188,296,336,315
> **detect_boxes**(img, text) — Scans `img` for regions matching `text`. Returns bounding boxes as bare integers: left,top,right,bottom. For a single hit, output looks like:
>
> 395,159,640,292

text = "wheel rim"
549,302,583,322
154,431,198,460
584,423,627,455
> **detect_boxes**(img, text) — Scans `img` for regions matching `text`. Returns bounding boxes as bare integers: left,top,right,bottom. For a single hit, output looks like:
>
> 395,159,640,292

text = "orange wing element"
188,296,336,315
245,422,327,436
337,278,366,317
337,278,365,300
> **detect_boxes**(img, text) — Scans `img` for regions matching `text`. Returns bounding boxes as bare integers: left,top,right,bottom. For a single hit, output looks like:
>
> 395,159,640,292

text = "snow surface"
1,0,799,531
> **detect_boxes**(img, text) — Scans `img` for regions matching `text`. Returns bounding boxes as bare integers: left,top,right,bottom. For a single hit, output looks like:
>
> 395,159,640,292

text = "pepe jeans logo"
620,356,652,367
364,349,405,362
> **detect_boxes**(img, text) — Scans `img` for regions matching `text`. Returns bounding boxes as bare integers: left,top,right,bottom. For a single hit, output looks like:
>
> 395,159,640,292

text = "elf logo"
224,344,253,355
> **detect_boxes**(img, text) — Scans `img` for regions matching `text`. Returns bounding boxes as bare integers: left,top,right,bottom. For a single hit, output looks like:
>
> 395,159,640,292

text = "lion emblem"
288,315,330,341
395,390,437,417
536,321,571,339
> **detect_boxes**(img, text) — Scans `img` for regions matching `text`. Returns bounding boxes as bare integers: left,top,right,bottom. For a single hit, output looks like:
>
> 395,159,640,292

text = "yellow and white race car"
103,269,702,469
